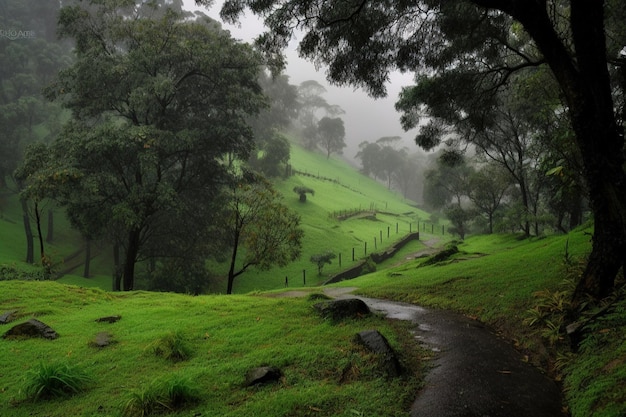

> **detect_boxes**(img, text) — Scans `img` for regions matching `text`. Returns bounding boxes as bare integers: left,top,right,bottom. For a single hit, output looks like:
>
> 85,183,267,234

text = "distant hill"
0,140,438,294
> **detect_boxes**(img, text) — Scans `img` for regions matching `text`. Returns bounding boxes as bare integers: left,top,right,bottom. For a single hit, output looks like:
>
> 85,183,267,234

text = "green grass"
0,280,423,417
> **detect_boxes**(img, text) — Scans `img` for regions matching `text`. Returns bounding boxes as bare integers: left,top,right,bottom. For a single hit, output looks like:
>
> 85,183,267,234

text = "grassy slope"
337,226,625,417
2,145,624,416
0,281,422,417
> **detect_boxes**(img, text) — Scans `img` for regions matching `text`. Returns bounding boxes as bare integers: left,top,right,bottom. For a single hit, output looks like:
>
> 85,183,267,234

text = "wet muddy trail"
340,295,566,417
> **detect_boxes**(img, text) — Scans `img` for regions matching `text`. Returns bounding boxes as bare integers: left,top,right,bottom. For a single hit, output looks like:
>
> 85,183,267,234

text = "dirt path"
389,237,441,268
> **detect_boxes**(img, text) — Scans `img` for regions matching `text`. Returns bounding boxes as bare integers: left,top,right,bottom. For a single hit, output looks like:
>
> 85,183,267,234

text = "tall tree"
247,71,297,177
45,1,265,291
317,116,346,158
295,80,344,150
205,0,626,305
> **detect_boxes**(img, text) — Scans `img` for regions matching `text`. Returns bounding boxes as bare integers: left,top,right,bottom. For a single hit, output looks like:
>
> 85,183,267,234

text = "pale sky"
183,0,419,160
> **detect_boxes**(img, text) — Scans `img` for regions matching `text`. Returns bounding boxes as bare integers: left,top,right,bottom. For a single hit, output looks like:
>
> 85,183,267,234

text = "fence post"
396,223,398,234
387,226,390,238
442,225,445,235
431,224,434,233
374,237,377,249
339,252,342,267
364,242,367,256
303,269,306,285
410,223,412,233
352,247,355,261
379,230,383,243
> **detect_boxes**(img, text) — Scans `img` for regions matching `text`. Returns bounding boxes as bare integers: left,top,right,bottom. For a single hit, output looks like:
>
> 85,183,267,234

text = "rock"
354,329,404,377
313,298,371,321
90,332,115,348
95,315,121,324
0,310,19,324
3,318,58,340
244,366,282,386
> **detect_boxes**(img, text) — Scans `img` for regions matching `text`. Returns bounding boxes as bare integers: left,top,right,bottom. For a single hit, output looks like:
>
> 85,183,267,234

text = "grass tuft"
148,330,193,362
121,374,201,417
21,361,93,401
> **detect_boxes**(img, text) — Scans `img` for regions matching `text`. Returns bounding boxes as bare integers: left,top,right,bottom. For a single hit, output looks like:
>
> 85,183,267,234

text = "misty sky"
183,0,420,162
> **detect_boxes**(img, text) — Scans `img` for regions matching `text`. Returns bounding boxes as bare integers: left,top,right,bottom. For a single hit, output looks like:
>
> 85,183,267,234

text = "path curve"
334,294,566,417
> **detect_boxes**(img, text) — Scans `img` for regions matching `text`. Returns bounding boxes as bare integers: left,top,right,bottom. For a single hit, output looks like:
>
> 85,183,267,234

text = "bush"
0,263,46,281
121,375,201,417
22,361,93,401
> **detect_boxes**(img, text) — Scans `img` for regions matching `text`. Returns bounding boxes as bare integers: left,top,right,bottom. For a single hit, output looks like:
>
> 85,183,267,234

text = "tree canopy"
200,0,626,307
42,0,266,291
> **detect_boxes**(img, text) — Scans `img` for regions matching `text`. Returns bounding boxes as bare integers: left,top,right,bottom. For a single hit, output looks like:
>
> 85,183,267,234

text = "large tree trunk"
113,242,122,291
34,201,45,263
46,209,54,243
122,229,141,291
567,1,626,303
510,1,626,305
83,239,91,278
20,198,34,264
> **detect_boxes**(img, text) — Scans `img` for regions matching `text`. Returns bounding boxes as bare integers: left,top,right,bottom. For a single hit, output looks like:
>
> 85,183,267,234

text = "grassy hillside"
2,223,623,417
0,281,423,417
339,225,625,417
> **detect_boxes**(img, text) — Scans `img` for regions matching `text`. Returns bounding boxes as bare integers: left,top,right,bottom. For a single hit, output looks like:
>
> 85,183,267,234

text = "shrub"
149,331,193,362
0,263,46,281
22,361,93,401
121,375,201,417
310,250,337,275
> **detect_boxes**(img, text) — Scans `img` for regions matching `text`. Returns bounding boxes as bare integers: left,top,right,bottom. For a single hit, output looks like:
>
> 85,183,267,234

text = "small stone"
244,366,282,386
0,310,19,324
95,315,121,323
2,318,58,340
90,332,115,348
354,329,404,377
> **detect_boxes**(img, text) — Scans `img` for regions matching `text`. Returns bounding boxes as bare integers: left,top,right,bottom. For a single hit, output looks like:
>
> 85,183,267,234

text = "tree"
355,141,382,180
317,116,346,158
467,163,511,234
45,1,265,291
206,0,626,305
356,136,407,189
310,250,337,276
423,155,473,211
444,204,473,240
247,71,298,176
218,174,304,294
13,143,57,274
293,186,315,203
295,80,344,150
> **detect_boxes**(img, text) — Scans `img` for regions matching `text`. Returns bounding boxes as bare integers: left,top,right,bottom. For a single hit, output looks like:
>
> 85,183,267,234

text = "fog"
183,0,420,163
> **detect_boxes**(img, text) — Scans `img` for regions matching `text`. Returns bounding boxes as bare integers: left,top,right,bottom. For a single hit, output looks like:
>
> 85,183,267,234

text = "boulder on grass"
245,366,282,386
313,298,371,321
354,329,404,378
3,318,58,340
